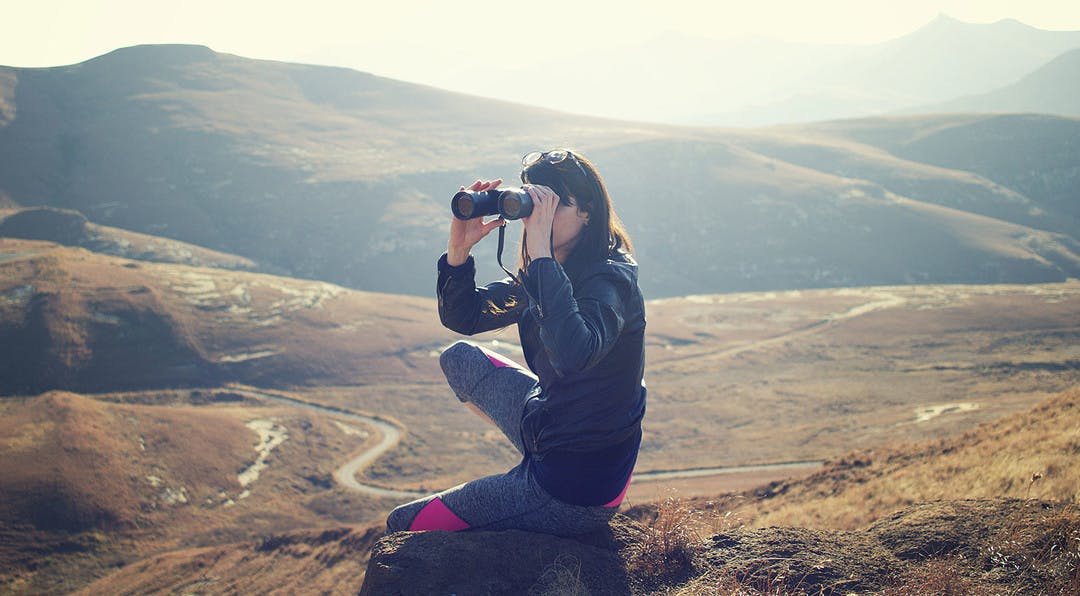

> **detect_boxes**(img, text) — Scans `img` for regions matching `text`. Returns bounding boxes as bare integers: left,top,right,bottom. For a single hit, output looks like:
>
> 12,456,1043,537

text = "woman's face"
551,195,590,260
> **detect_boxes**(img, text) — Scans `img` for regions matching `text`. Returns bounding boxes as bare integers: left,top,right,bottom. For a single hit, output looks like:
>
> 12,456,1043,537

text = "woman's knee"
439,341,488,397
439,341,480,373
385,502,417,533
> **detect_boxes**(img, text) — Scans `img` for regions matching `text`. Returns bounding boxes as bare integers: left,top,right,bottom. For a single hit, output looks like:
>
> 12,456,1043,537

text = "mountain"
911,47,1080,117
1,44,1079,299
698,16,1080,125
422,15,1080,126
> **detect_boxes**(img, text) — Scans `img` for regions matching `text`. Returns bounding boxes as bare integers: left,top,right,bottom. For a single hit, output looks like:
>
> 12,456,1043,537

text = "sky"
6,0,1080,88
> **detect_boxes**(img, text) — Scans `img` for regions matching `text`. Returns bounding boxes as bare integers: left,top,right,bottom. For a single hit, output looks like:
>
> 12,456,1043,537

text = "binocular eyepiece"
451,188,533,221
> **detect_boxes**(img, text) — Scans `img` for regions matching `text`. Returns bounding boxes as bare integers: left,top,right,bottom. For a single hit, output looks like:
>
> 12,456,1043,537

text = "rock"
868,498,1037,560
360,521,639,596
0,207,91,245
702,526,900,593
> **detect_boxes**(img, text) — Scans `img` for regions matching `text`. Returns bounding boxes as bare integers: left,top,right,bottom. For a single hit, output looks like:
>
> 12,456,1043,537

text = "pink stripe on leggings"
484,350,518,369
409,497,471,531
604,474,633,508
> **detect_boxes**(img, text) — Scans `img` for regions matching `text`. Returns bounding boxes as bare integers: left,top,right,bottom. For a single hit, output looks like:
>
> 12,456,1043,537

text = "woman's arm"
438,177,526,334
437,254,525,335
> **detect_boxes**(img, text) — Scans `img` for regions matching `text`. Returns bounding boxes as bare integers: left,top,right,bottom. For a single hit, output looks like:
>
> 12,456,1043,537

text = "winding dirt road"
234,389,426,499
236,389,823,499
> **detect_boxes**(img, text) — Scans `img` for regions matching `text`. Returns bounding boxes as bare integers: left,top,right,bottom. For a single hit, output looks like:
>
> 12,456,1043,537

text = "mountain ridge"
1,44,1079,299
910,47,1080,117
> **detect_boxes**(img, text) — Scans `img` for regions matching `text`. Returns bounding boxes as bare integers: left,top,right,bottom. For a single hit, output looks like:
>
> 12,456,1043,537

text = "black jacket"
437,251,647,458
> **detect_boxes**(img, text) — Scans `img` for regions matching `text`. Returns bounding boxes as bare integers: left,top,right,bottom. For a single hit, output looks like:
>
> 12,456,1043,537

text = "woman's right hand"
447,178,505,266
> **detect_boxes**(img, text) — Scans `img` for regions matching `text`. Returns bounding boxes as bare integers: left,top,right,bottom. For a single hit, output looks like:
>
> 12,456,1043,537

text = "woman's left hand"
522,184,559,260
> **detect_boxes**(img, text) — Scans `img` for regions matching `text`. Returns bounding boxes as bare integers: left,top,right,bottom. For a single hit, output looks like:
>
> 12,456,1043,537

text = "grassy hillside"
0,391,251,533
742,387,1080,530
0,387,392,594
0,238,454,395
1,45,1078,298
72,526,380,596
799,113,1080,231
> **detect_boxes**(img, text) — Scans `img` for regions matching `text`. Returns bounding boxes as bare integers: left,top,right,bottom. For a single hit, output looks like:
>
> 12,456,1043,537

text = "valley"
2,239,1078,593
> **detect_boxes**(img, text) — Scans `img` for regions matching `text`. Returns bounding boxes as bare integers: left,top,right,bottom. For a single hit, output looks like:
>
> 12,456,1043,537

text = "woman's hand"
522,184,559,261
447,178,505,266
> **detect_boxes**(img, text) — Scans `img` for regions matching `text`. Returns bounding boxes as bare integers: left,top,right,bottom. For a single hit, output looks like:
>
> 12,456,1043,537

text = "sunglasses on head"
522,149,589,180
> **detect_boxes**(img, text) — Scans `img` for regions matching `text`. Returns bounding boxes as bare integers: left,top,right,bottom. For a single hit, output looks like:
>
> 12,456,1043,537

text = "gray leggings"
385,341,618,536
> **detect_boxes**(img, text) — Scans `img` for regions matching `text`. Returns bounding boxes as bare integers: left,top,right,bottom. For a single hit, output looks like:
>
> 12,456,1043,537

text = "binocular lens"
454,194,476,219
499,193,527,219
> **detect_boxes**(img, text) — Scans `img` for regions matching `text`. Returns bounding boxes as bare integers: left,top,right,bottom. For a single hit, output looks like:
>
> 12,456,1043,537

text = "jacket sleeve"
436,253,525,335
522,257,628,376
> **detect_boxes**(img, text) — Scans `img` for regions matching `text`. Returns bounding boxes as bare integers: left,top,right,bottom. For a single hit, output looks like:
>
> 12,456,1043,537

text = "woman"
386,149,646,536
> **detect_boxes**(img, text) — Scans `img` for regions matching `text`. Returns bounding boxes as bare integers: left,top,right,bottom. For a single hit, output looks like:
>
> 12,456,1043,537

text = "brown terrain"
72,388,1080,595
1,235,1078,593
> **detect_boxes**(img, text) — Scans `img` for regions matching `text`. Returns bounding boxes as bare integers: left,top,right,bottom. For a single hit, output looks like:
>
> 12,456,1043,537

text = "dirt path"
236,388,822,498
634,460,823,481
654,290,907,371
233,389,425,499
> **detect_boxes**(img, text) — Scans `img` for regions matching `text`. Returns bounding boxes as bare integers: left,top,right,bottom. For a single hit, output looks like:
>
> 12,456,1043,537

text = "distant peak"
86,44,218,67
923,13,971,29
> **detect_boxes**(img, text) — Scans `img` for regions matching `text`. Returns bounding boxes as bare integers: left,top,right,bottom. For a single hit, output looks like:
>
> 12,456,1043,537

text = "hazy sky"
6,0,1080,86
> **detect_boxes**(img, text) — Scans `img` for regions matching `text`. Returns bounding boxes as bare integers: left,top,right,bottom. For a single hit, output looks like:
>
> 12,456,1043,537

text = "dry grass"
744,388,1080,530
880,555,992,596
529,554,590,596
626,494,748,589
984,500,1080,595
626,495,706,581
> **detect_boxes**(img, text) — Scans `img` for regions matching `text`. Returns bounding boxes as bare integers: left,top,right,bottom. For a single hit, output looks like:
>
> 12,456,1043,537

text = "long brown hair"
518,149,633,276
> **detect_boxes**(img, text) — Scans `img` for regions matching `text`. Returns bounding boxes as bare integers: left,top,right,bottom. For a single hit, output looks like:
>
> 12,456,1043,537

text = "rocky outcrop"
361,499,1079,595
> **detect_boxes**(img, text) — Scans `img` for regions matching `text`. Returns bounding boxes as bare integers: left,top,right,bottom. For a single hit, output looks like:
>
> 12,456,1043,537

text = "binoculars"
451,188,533,221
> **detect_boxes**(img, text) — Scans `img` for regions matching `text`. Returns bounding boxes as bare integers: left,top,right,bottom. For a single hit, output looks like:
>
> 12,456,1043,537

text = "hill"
0,206,258,270
743,386,1080,530
0,391,251,534
912,48,1080,118
794,113,1080,245
2,45,1079,298
0,238,453,395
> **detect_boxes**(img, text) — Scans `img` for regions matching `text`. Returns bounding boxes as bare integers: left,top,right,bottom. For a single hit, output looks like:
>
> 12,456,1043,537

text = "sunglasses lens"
522,151,544,167
547,150,569,163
